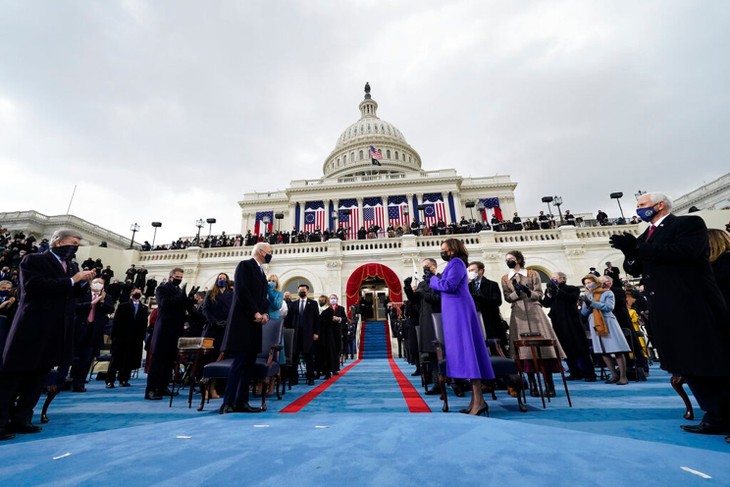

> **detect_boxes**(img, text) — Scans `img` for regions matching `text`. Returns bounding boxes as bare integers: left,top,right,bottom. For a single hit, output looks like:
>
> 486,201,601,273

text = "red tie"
61,260,68,273
87,294,98,322
646,225,656,240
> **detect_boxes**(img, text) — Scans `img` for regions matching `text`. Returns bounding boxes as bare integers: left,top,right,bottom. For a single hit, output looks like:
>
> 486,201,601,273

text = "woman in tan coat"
501,250,565,397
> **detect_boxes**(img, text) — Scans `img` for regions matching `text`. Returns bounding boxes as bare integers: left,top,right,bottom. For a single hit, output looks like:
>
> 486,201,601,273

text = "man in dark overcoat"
0,229,95,441
284,283,320,385
468,261,506,348
219,242,271,413
611,192,730,437
542,272,596,381
145,267,186,400
106,287,148,388
318,294,348,378
403,258,441,393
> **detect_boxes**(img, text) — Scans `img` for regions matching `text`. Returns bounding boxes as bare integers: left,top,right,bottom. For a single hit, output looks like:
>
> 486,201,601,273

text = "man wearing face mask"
318,294,348,379
0,229,95,441
219,242,272,412
611,192,730,438
403,258,442,391
107,287,149,388
467,261,505,349
542,272,596,382
284,283,320,386
70,277,114,392
146,267,186,400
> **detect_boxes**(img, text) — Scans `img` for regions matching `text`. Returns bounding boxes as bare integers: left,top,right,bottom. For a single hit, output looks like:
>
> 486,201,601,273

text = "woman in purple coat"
430,238,495,416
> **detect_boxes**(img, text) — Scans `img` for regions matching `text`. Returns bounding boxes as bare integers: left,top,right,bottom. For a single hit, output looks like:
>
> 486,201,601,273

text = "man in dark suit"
219,242,272,413
284,283,320,385
611,192,730,437
467,261,506,348
106,287,148,388
0,229,95,441
145,267,186,400
318,294,348,378
70,277,114,392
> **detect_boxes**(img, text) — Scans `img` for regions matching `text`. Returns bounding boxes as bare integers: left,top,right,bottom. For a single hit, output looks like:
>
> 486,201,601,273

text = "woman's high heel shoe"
471,404,489,417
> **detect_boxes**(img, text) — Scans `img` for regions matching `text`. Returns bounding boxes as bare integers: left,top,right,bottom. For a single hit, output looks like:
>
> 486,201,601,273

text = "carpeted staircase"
361,320,389,359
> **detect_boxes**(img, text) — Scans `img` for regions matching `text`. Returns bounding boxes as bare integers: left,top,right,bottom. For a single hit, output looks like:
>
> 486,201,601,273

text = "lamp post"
553,196,564,224
610,192,625,221
403,206,410,225
129,222,140,249
634,190,646,200
151,222,162,247
206,218,217,238
275,212,284,232
330,211,338,232
465,200,476,221
476,201,485,222
541,196,554,218
195,219,204,243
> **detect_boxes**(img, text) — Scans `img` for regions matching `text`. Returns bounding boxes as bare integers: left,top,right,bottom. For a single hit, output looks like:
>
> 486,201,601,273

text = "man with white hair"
610,192,730,438
0,229,95,441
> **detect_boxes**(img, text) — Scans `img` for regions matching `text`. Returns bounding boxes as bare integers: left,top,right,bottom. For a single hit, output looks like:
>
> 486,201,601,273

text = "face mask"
330,298,338,305
91,282,104,292
52,244,78,260
267,281,275,289
636,204,658,222
585,282,598,291
218,279,228,288
440,251,451,262
298,291,307,298
171,278,182,286
422,266,432,276
550,278,559,285
0,290,9,297
132,292,142,300
264,252,273,264
467,271,478,281
506,260,517,269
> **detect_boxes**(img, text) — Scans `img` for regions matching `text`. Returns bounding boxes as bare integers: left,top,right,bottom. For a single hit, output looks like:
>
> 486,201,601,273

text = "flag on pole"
480,197,503,221
303,201,325,233
338,198,359,240
369,146,382,166
387,195,410,228
363,197,384,234
254,211,274,235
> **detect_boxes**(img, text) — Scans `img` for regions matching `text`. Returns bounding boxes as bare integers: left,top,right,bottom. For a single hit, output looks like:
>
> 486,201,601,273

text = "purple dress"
430,258,495,380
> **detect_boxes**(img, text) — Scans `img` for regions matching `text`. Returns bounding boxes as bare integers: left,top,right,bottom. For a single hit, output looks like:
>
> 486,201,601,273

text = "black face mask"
52,244,78,261
264,253,272,264
440,251,451,262
298,291,307,298
132,292,142,300
171,278,182,286
506,260,517,269
422,266,432,276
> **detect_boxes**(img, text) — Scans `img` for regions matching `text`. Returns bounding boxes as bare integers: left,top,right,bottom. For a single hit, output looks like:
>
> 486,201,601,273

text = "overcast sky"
2,1,728,244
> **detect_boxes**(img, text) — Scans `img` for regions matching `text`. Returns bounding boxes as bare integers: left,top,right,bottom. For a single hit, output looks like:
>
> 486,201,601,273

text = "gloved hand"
404,277,412,287
513,280,531,298
609,232,638,255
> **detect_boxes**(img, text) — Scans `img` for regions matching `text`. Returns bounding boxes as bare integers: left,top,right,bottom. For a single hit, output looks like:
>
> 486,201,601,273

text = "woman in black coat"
709,229,730,317
202,273,233,356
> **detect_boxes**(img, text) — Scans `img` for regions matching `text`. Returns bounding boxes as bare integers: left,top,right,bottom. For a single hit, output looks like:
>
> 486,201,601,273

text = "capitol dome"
322,84,422,179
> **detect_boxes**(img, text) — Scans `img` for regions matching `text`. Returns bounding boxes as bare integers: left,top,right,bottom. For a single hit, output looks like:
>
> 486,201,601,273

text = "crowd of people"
1,192,729,441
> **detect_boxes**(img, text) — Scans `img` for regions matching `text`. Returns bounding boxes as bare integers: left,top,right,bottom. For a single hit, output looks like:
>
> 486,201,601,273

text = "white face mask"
585,282,598,291
91,282,104,292
330,298,338,305
467,271,478,281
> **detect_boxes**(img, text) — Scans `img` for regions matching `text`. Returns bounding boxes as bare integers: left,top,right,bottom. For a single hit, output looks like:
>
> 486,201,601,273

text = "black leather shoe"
8,422,42,434
680,423,730,435
72,385,87,393
160,388,179,397
307,379,315,386
0,428,15,441
120,381,131,387
145,391,163,400
219,404,235,414
425,386,442,396
235,403,262,413
106,383,115,389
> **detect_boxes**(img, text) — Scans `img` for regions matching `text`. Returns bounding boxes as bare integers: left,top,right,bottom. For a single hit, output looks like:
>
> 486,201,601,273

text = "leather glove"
404,277,412,286
609,232,638,253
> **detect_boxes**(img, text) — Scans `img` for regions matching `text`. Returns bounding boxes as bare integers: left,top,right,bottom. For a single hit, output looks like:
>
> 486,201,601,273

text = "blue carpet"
361,320,388,359
2,354,730,485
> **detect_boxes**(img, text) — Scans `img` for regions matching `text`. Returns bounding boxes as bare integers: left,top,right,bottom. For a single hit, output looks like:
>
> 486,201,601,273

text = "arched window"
395,151,399,160
351,152,355,162
359,150,364,160
386,149,391,159
343,154,347,164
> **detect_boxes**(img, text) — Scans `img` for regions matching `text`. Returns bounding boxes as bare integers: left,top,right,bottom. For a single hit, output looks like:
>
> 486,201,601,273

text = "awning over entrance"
345,263,402,315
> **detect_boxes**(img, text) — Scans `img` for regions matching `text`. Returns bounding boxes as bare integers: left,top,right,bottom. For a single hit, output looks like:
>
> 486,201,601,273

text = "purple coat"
430,258,494,380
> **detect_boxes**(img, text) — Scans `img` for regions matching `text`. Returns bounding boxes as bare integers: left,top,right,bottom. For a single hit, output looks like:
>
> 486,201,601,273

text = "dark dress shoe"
0,428,15,441
307,379,315,386
680,423,730,435
72,386,87,393
411,371,421,376
333,371,339,376
235,403,262,413
120,381,131,387
324,373,331,380
8,422,42,434
145,391,163,400
160,388,179,397
219,404,235,414
106,383,115,389
425,386,442,396
583,376,597,382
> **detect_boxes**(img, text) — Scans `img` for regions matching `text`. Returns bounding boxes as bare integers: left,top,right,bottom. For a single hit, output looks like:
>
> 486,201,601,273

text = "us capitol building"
3,85,728,319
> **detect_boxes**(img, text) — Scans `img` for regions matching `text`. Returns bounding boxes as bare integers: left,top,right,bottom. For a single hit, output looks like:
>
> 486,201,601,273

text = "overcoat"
150,280,186,358
221,258,267,355
110,300,149,370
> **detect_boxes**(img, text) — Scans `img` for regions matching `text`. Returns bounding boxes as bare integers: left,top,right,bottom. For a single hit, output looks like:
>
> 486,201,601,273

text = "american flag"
387,195,410,227
422,193,447,228
338,199,359,240
480,197,503,222
363,197,384,234
369,146,382,160
254,211,273,235
303,201,325,233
